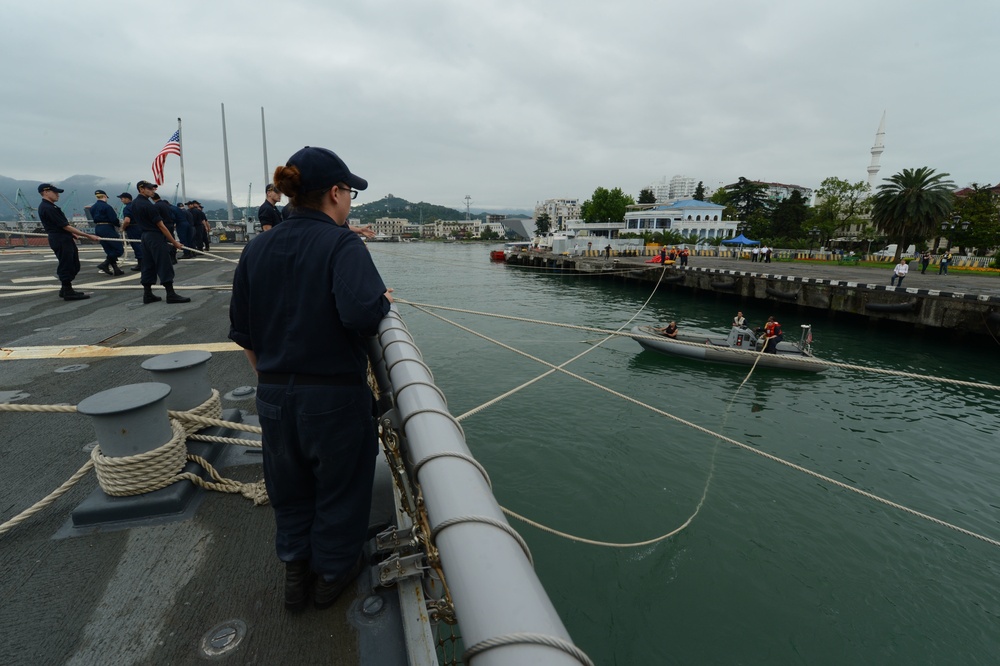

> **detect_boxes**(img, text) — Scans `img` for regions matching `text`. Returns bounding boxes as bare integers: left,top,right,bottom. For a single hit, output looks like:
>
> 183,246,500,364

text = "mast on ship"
221,103,234,228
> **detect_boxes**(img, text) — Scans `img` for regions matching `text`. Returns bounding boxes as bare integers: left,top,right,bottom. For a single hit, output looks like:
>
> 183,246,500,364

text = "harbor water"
369,242,1000,665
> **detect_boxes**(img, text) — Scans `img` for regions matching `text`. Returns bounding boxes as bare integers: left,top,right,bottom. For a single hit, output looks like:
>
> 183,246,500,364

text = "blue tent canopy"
721,234,760,245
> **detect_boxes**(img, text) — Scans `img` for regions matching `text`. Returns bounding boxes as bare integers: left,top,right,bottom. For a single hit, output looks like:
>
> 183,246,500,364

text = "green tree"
871,167,956,262
581,187,635,224
534,212,552,236
709,188,736,220
480,227,500,241
952,184,1000,255
771,190,812,239
694,181,706,201
724,177,771,225
638,187,656,204
813,177,871,242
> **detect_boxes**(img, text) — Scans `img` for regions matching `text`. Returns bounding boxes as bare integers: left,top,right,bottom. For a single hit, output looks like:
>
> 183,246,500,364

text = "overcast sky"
4,0,998,211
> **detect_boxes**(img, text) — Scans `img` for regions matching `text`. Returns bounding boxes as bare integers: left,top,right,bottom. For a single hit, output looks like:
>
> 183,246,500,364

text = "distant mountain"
0,175,528,224
0,174,231,219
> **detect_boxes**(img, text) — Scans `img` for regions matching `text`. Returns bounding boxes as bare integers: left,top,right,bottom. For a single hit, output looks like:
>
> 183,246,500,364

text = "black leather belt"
257,372,366,386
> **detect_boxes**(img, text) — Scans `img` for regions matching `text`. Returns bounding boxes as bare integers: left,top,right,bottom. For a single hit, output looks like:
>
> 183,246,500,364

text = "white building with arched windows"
622,200,739,240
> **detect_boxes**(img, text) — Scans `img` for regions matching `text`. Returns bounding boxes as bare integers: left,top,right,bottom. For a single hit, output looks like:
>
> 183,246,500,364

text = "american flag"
151,130,181,185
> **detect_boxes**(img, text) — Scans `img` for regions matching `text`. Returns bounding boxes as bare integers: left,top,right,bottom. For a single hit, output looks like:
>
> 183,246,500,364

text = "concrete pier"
506,251,1000,339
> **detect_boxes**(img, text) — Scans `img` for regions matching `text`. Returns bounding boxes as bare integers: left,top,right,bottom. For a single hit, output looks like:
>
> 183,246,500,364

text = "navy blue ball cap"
38,183,64,194
287,146,368,193
117,192,133,200
95,189,107,197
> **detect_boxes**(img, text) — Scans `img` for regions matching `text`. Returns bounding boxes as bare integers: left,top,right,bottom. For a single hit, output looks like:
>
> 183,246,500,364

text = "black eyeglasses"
337,186,358,200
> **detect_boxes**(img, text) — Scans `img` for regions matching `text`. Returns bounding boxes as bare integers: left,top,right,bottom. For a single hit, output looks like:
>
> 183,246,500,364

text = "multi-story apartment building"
533,198,581,231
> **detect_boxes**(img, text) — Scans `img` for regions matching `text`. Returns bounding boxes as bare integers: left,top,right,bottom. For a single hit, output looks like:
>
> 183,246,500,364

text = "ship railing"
367,305,592,666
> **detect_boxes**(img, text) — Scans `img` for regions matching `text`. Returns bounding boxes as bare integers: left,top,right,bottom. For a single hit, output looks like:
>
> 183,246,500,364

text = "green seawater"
370,242,1000,666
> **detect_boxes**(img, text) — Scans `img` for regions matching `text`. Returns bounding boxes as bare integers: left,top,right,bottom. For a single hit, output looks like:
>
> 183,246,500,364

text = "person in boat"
761,316,783,353
230,146,394,612
733,311,746,328
655,321,679,338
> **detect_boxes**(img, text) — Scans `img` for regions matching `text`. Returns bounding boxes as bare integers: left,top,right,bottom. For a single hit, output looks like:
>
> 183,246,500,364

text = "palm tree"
871,167,955,262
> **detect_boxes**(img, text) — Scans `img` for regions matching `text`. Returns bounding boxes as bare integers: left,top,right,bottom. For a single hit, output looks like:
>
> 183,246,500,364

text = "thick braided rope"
91,421,189,496
0,459,94,536
397,300,1000,391
0,229,238,264
405,301,1000,550
463,632,594,666
170,390,223,436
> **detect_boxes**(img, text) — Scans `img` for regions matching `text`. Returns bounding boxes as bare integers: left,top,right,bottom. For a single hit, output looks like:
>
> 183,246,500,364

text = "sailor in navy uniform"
37,183,101,300
132,180,190,304
91,189,124,275
258,184,283,231
229,146,393,611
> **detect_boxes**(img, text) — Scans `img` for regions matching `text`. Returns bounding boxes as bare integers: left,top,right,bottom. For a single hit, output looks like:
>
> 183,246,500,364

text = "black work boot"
97,260,112,276
284,560,312,612
314,555,364,610
142,286,162,304
60,281,89,301
164,282,191,304
130,260,142,272
111,258,125,276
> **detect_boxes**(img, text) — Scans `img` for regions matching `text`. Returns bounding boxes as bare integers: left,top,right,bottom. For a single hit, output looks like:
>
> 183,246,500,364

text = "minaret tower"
867,111,886,188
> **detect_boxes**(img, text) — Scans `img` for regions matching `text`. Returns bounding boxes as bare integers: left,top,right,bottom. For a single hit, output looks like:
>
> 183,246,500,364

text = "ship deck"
0,244,407,665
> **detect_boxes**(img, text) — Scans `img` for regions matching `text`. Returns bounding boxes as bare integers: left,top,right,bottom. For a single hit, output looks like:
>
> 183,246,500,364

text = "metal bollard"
76,383,174,457
140,350,212,412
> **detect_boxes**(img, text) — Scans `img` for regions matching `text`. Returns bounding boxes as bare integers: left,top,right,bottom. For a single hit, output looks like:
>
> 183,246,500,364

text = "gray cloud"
4,0,998,210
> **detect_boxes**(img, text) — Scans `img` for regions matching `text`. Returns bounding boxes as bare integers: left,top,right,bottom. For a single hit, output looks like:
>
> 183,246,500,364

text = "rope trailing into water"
0,391,267,537
402,300,1000,551
0,228,238,264
397,300,1000,392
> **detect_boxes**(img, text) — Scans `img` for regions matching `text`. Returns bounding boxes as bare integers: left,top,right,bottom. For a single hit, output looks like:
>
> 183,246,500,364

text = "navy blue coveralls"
174,204,192,249
122,201,142,263
90,199,123,260
132,194,174,286
189,206,209,250
229,207,391,579
38,199,80,282
258,200,281,229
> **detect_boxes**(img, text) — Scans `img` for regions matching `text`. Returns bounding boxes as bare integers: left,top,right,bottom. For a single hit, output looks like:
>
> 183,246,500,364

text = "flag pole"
177,118,187,203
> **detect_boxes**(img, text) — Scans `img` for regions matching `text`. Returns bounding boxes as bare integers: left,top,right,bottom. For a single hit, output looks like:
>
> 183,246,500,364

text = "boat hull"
630,325,827,372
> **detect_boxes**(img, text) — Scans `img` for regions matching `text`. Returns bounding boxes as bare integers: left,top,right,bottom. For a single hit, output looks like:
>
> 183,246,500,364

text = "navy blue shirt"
132,194,164,233
154,200,176,231
229,207,390,377
121,202,133,223
38,199,70,235
90,200,119,226
258,200,281,228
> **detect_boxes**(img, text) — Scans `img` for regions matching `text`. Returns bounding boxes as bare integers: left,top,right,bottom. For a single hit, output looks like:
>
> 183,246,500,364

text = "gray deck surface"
0,245,403,666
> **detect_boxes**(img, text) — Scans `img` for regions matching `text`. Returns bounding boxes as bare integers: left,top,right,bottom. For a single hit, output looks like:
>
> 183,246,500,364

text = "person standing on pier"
920,250,931,274
37,183,101,300
939,250,953,275
890,257,909,287
91,189,124,275
230,146,394,613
